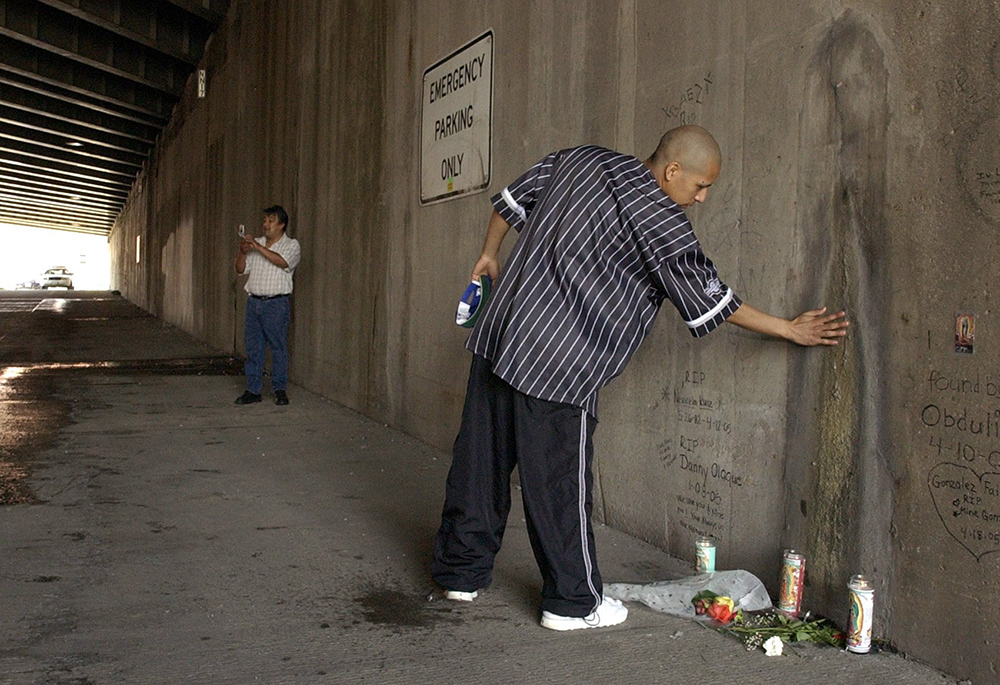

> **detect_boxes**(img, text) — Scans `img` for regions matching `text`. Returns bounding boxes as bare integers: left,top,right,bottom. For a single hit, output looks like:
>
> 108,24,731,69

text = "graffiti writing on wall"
959,116,1000,222
661,72,713,126
974,168,1000,207
935,67,987,108
928,463,1000,561
657,370,743,541
923,369,1000,560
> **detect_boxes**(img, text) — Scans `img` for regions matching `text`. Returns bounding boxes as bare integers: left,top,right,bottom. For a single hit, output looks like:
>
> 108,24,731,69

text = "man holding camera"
234,205,301,406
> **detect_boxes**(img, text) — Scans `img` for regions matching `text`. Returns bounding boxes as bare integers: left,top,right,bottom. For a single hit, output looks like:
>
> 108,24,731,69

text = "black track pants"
432,355,602,617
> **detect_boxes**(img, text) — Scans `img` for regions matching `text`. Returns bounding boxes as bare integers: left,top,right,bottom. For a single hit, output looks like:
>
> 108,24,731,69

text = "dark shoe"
235,391,262,405
274,390,289,406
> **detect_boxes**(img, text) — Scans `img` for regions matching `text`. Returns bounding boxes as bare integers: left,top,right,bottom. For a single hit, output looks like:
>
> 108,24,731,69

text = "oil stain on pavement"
355,586,464,630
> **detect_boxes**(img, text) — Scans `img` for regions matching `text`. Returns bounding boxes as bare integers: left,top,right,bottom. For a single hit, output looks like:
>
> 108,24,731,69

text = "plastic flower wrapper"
763,636,783,656
606,569,772,619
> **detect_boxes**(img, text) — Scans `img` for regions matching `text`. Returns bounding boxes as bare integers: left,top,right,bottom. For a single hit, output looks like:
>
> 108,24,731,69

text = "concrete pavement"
0,291,959,684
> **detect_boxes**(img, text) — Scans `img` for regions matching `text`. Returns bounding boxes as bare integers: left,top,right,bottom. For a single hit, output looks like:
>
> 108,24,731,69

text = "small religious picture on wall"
955,313,975,354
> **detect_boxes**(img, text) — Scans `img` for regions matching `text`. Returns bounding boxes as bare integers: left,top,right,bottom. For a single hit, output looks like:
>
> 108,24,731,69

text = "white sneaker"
444,589,478,601
540,596,628,631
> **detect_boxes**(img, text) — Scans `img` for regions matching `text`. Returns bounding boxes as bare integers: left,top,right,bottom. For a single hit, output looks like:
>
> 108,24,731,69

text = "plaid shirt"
244,233,301,296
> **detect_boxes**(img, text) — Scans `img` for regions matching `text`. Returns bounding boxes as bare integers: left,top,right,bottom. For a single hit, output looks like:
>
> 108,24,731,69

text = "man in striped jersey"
432,125,849,630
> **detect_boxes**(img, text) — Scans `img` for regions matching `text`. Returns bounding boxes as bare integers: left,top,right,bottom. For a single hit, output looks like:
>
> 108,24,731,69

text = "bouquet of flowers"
692,591,737,623
692,591,845,654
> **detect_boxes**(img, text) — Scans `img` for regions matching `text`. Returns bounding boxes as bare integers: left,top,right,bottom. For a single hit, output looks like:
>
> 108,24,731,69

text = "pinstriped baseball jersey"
466,145,741,417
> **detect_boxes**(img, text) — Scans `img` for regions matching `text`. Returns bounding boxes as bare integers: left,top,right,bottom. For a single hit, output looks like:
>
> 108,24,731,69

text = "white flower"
763,636,784,656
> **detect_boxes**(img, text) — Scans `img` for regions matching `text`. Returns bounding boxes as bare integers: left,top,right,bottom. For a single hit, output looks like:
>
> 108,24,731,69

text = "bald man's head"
644,126,722,207
648,125,721,174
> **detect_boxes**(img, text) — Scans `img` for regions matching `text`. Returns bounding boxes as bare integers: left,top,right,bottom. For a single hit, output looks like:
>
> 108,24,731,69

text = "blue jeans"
244,295,291,394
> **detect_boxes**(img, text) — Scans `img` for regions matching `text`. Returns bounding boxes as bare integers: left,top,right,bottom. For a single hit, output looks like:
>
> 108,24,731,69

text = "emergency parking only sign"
420,30,493,205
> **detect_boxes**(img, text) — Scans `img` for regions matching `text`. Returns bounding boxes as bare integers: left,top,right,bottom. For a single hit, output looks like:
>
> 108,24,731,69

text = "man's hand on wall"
728,303,849,346
786,307,850,346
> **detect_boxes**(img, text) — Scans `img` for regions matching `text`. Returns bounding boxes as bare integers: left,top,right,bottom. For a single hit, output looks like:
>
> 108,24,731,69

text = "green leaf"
795,630,811,642
692,590,718,603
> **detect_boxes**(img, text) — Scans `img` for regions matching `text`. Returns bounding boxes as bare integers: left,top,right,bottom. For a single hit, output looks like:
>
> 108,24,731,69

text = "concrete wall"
109,1,1000,680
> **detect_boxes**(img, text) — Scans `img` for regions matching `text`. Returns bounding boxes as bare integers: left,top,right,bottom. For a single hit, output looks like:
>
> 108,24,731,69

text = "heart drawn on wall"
928,462,1000,561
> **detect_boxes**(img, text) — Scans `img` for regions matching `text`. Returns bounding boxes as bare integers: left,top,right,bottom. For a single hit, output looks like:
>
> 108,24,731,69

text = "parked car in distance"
16,278,41,289
41,267,73,290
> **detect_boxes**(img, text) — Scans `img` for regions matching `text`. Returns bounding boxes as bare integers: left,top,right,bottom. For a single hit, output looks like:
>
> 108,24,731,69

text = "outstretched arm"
727,303,849,346
470,210,512,282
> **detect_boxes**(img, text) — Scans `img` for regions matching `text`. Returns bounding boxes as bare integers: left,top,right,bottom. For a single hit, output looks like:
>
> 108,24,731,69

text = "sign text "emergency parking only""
421,30,493,205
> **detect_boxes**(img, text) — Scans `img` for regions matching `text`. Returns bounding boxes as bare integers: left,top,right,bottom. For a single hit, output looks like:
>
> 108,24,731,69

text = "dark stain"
0,458,36,505
0,366,70,505
31,575,61,583
787,10,893,618
46,677,96,685
354,587,462,630
0,291,245,506
64,531,88,541
148,522,176,534
990,39,1000,80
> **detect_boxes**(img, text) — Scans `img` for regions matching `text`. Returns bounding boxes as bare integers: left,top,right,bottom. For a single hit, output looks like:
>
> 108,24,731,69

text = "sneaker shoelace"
584,597,622,625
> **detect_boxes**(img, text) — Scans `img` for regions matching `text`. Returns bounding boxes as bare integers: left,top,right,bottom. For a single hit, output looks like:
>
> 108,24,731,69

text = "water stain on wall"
785,11,895,624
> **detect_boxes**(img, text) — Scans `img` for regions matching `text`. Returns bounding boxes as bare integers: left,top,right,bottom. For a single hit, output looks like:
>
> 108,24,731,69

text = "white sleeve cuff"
685,288,734,328
501,187,527,222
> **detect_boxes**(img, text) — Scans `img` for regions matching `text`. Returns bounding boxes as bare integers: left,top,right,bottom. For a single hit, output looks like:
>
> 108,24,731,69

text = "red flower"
707,602,734,624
